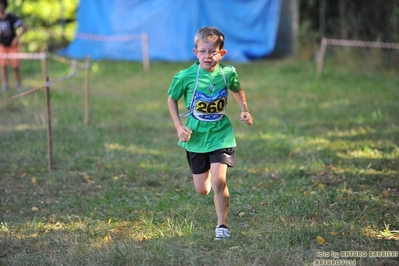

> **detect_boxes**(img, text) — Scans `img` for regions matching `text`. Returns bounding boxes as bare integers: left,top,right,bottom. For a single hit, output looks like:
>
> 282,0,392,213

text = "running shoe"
214,225,230,240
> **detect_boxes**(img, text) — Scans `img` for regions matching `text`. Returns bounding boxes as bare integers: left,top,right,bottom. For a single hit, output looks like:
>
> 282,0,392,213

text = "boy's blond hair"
194,27,225,49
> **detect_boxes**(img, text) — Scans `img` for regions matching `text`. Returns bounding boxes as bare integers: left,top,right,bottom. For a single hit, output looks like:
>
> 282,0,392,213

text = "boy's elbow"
167,96,176,107
167,96,177,103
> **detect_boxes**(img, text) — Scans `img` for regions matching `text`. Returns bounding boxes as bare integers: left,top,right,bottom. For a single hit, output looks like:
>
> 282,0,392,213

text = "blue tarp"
59,0,281,62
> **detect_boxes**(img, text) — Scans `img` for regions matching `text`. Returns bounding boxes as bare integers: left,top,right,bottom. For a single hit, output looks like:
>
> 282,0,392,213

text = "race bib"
190,87,227,122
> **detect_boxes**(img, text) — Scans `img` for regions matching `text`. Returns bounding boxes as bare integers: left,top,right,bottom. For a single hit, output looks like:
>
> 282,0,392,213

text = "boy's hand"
176,125,192,142
240,111,253,125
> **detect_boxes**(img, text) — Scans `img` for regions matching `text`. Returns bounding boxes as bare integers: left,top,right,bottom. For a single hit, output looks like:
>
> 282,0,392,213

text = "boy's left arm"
232,88,253,125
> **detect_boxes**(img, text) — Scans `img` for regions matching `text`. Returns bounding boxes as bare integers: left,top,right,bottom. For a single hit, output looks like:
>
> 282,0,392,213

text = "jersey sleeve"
167,71,186,101
226,66,241,92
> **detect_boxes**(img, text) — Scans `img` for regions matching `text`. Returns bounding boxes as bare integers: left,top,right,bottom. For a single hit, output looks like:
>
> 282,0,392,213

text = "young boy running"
167,27,253,240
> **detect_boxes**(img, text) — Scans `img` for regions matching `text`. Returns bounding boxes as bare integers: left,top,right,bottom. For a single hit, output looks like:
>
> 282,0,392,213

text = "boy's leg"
0,46,9,91
187,151,212,195
210,162,229,226
192,171,211,195
10,47,22,90
187,149,232,239
1,65,9,91
12,67,22,90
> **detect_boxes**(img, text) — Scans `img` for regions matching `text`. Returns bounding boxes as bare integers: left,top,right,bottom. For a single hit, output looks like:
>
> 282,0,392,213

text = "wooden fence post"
317,37,328,77
84,55,91,125
41,51,47,82
45,76,53,171
141,32,150,72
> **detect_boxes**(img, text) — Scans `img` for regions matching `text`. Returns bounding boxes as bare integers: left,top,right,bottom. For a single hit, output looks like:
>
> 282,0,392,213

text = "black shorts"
186,148,236,175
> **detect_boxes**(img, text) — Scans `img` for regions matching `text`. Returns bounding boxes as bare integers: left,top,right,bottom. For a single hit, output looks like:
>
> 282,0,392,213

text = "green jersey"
168,62,241,152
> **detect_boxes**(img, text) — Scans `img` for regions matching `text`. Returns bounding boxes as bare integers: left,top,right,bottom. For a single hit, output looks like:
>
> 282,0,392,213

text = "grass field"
0,54,398,266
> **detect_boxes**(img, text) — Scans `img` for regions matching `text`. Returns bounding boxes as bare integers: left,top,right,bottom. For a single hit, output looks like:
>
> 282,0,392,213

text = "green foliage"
299,0,399,40
7,0,78,52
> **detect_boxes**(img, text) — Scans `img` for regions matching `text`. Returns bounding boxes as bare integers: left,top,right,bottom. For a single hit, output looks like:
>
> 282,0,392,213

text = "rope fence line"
0,85,46,104
75,33,142,41
75,32,150,71
317,37,399,76
0,52,88,104
325,38,399,50
0,52,91,171
0,52,46,60
45,64,85,84
44,53,92,124
47,53,88,69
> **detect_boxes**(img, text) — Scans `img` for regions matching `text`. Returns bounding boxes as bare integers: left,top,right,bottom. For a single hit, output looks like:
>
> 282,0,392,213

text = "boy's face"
193,40,226,72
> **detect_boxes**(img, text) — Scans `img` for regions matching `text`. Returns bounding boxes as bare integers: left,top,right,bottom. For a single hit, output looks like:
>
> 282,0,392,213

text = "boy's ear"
193,48,198,56
220,50,227,56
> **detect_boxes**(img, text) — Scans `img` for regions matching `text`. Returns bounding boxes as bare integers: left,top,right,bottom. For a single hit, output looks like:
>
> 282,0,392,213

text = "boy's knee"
211,179,227,192
196,187,211,195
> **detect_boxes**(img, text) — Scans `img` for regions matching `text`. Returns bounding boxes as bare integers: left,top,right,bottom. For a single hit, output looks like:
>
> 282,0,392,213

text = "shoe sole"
214,236,230,240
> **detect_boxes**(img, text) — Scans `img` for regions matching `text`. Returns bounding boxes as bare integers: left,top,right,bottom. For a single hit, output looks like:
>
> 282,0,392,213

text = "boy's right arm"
167,96,192,142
